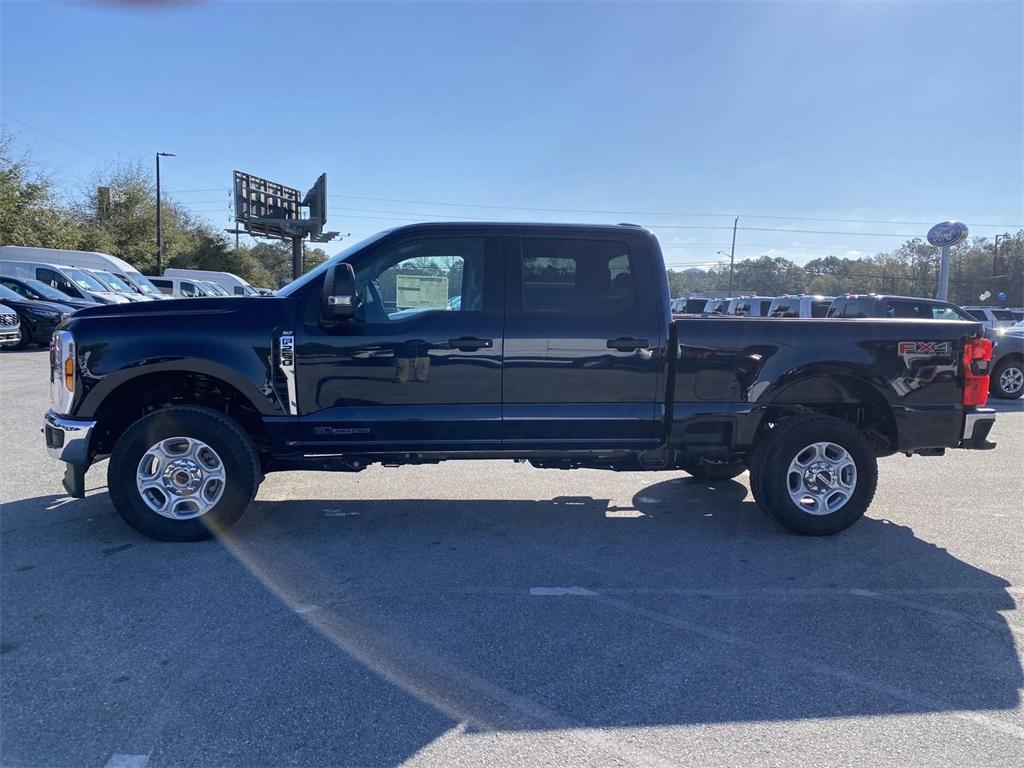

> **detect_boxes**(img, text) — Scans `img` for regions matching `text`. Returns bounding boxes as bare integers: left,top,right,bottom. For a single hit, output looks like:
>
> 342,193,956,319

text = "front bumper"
960,407,996,450
0,329,20,347
45,411,95,498
44,411,95,464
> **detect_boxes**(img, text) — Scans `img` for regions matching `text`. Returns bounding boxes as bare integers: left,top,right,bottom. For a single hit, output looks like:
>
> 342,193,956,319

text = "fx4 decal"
898,341,953,359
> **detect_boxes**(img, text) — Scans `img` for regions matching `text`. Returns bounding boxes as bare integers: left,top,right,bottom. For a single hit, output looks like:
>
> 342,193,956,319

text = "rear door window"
520,238,634,314
842,300,873,318
993,310,1015,321
811,300,832,318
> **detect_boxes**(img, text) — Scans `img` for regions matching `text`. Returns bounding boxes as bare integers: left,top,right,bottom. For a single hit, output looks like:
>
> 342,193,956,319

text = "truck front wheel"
107,406,261,541
749,415,877,535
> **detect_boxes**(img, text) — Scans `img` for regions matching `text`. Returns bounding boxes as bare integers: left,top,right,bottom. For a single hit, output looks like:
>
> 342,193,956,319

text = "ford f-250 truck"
44,223,997,541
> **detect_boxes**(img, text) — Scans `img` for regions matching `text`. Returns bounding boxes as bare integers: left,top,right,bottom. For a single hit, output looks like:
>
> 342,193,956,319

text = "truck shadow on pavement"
1,478,1021,765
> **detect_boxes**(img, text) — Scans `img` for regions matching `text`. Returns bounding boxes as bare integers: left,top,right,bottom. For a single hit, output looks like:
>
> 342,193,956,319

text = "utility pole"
728,216,738,296
155,152,175,274
993,234,1004,291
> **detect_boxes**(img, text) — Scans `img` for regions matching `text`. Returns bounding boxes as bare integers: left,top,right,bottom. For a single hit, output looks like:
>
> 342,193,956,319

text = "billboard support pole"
937,244,951,301
292,234,304,280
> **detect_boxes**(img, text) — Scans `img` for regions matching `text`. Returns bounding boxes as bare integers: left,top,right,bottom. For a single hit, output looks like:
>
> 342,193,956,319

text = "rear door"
501,231,663,449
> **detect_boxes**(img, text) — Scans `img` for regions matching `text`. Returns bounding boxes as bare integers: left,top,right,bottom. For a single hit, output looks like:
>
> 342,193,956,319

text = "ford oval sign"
927,221,969,248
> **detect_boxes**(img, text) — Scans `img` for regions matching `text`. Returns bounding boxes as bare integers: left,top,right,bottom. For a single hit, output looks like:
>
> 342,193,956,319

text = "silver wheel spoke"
136,436,226,521
787,441,858,516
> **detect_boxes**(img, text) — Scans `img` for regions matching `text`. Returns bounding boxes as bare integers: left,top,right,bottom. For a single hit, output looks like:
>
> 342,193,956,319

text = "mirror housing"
321,263,357,321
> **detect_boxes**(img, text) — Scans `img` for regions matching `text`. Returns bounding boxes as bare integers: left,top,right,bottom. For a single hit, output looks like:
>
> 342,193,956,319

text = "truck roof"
384,221,655,236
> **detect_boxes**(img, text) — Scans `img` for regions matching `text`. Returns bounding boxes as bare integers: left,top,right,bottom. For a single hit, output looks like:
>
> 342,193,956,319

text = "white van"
163,268,259,296
0,246,167,300
0,260,129,304
147,276,217,298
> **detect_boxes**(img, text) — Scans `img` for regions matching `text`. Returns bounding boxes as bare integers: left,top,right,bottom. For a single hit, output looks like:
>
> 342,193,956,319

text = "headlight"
50,330,76,415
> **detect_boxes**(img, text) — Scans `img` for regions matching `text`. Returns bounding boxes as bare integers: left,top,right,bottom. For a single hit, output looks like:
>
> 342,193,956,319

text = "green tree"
0,134,83,248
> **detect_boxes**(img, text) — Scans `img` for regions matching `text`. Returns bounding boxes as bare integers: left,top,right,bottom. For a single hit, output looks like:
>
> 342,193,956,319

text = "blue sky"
2,1,1021,267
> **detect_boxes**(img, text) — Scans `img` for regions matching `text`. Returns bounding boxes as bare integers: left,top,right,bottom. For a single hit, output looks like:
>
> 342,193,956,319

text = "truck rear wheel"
749,415,877,535
107,406,261,541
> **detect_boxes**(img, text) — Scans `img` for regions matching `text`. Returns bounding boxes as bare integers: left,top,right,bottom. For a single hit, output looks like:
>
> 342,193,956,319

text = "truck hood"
67,296,265,320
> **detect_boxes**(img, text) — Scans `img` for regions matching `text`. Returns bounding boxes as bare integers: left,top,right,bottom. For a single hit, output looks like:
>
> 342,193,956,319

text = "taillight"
962,337,992,407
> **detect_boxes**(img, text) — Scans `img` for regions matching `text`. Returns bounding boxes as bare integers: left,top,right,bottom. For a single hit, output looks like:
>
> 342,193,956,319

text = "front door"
294,234,504,453
501,233,663,449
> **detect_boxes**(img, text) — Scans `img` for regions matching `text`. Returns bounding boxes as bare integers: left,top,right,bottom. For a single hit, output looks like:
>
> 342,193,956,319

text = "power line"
326,192,1023,230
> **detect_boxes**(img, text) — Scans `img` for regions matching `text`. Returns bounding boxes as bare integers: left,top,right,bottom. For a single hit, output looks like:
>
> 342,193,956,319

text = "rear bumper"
960,407,996,450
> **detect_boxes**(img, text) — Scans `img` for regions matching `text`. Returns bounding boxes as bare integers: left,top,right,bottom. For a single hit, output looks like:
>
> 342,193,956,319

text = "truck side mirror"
321,263,357,320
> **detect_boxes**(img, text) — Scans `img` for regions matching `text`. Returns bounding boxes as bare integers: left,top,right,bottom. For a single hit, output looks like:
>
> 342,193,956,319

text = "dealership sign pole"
927,221,968,301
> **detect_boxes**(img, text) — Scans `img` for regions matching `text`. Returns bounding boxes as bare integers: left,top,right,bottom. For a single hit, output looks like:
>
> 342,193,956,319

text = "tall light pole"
155,152,175,274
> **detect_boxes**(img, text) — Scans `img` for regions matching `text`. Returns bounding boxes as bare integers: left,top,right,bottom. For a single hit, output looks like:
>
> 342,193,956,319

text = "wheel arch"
760,373,899,455
87,367,274,464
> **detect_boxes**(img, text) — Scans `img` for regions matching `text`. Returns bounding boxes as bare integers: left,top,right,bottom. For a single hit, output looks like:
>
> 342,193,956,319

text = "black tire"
679,457,747,482
748,415,877,536
990,357,1024,399
107,406,261,541
746,431,772,515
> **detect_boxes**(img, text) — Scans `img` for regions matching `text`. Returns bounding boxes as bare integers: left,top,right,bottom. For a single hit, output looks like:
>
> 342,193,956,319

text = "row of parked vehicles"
0,246,265,349
670,292,1024,399
672,293,1024,326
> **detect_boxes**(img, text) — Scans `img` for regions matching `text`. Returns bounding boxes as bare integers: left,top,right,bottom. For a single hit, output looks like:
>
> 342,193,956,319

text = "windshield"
93,270,134,294
64,267,107,292
203,281,230,296
123,271,161,295
276,230,395,297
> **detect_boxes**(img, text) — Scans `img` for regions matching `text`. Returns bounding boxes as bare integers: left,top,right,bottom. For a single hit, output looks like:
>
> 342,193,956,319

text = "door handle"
448,336,493,351
606,337,650,351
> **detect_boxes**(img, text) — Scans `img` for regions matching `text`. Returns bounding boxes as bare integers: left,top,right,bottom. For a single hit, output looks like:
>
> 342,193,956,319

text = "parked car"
989,328,1024,399
0,276,97,311
199,281,232,297
147,276,217,298
0,303,22,349
163,268,259,296
0,283,72,349
46,222,995,542
961,306,1017,331
703,298,731,314
768,294,835,318
84,269,155,302
0,260,128,305
0,246,166,300
826,294,974,321
729,296,774,317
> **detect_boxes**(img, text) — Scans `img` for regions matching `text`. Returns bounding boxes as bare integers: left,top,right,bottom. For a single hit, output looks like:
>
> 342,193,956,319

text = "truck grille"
0,313,18,327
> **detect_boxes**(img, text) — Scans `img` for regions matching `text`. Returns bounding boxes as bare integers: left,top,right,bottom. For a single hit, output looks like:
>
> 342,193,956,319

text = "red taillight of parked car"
962,337,992,407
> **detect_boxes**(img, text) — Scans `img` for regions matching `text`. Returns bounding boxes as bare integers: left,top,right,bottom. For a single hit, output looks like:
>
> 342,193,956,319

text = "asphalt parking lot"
1,347,1023,768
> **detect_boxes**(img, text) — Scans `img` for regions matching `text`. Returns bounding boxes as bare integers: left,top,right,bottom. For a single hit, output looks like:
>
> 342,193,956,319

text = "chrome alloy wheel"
786,441,857,516
1000,366,1023,395
136,437,226,520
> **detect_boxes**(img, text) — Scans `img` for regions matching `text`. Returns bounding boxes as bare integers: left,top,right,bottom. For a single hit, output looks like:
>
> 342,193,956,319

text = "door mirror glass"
321,262,357,320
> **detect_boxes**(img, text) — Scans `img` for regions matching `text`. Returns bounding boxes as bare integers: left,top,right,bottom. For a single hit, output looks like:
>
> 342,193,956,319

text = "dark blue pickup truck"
45,223,996,540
